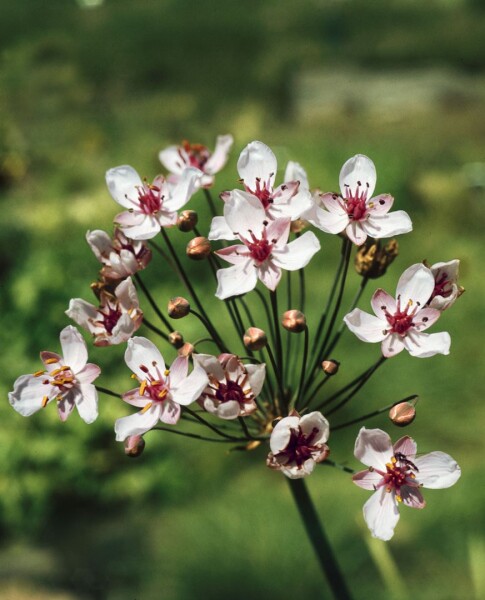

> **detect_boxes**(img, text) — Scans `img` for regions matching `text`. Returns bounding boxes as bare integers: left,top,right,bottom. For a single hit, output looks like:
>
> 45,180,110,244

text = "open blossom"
427,259,463,311
344,263,451,358
193,353,265,419
106,165,201,240
267,411,330,479
304,154,412,245
86,228,152,281
114,337,208,441
213,192,320,299
159,135,233,188
66,277,143,346
353,428,461,541
9,326,100,423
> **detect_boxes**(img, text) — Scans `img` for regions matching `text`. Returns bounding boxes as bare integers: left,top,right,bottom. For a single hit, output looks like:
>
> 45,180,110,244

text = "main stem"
288,478,353,600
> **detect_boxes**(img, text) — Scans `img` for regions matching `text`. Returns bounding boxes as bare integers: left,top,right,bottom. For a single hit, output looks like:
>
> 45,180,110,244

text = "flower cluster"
9,137,462,542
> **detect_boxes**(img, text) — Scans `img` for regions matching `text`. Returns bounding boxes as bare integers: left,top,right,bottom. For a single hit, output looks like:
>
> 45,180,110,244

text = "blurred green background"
1,0,484,598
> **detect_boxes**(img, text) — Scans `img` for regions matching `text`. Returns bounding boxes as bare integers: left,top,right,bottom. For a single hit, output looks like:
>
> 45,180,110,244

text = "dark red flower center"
343,182,369,221
240,229,273,264
137,185,162,215
383,297,419,336
374,452,420,499
138,363,170,404
182,140,210,170
277,426,321,467
245,176,274,210
98,305,122,334
430,272,452,300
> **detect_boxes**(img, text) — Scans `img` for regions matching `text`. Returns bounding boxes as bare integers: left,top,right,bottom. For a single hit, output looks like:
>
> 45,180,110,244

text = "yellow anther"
164,369,170,376
56,395,63,402
408,299,413,306
50,368,63,376
151,380,161,386
33,370,46,377
396,495,402,503
410,473,416,479
140,402,153,414
139,380,147,396
391,456,397,464
45,357,59,365
386,462,393,469
158,389,168,400
42,395,49,407
386,486,392,493
368,201,375,208
243,388,251,395
61,365,71,372
131,374,138,379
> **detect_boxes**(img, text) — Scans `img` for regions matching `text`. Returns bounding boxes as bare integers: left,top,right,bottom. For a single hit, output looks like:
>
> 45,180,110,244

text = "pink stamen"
343,181,369,221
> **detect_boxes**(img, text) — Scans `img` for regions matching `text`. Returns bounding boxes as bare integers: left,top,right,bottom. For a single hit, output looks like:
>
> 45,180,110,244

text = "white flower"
9,326,100,423
193,353,265,419
353,427,461,541
214,192,320,299
114,337,209,441
159,135,233,188
427,259,463,311
106,165,201,240
304,154,412,245
66,277,143,346
344,263,451,358
267,411,330,479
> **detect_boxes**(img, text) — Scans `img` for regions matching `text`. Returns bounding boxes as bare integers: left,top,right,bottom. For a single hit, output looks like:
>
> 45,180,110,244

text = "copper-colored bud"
168,331,185,349
389,401,416,427
168,296,190,319
322,359,340,376
355,239,399,279
243,327,267,351
281,310,306,333
124,435,145,458
186,236,211,260
178,342,194,357
290,219,308,234
177,210,198,232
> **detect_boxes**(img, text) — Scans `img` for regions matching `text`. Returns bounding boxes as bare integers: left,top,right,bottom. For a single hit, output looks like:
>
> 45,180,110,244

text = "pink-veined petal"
393,436,417,458
245,363,266,397
224,190,267,237
86,230,112,262
65,298,98,331
114,404,161,441
396,263,435,307
208,216,238,241
320,193,347,215
381,333,405,358
400,486,426,509
354,427,393,470
257,261,282,291
371,289,397,320
363,211,412,240
344,309,387,343
237,141,277,189
122,388,151,408
159,145,186,175
304,204,349,234
159,400,182,425
215,245,251,265
168,356,189,388
125,337,166,381
403,331,451,358
346,221,367,245
284,161,309,190
114,210,146,227
106,165,143,209
76,363,101,385
215,261,258,300
362,488,400,541
59,326,88,373
9,374,56,416
272,232,320,271
119,214,161,240
414,451,461,489
353,468,384,490
340,154,377,200
76,383,99,424
171,366,208,406
367,194,394,215
192,354,226,382
412,307,441,332
57,393,75,422
204,134,234,174
164,167,201,211
266,218,291,245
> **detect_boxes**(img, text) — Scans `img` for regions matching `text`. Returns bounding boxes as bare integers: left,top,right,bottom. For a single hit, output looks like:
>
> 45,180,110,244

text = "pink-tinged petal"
86,230,112,262
353,469,384,490
168,356,189,388
320,193,347,215
204,134,234,174
57,393,75,422
222,355,244,380
272,232,320,271
115,404,161,441
270,416,300,453
171,366,208,406
156,210,178,228
59,326,88,373
164,167,202,211
215,245,252,265
125,337,166,381
245,363,266,397
159,400,181,425
371,289,397,320
122,388,150,408
396,263,435,307
208,216,238,241
272,180,300,203
393,436,417,458
367,194,394,215
106,165,143,209
300,412,330,444
271,187,314,221
116,278,139,310
284,161,309,190
339,154,377,200
75,383,99,424
304,204,349,234
76,363,101,385
381,333,405,358
346,221,367,245
266,218,291,245
65,298,98,331
354,427,393,470
400,486,426,509
403,331,451,358
215,262,258,300
192,354,225,381
224,190,267,237
257,260,282,291
282,458,316,479
214,400,240,420
237,140,277,189
108,313,141,346
120,215,161,241
114,210,146,227
362,488,400,541
412,307,441,332
159,145,186,174
9,375,55,416
363,211,412,240
429,260,461,310
414,451,461,489
344,309,387,343
41,352,62,371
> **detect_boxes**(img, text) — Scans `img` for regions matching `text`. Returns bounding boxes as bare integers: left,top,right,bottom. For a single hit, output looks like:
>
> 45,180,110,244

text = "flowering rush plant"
9,138,463,599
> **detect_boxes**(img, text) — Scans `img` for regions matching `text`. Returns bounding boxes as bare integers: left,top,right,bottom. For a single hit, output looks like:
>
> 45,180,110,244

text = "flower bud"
290,219,308,234
243,327,267,351
168,297,190,319
178,342,194,357
177,210,198,232
389,401,416,427
124,435,145,457
168,331,185,349
281,310,306,333
355,240,399,279
321,359,340,376
186,236,211,260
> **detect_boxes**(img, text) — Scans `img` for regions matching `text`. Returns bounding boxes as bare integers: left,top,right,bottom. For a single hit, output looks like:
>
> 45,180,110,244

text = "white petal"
164,167,202,211
282,458,316,479
192,354,225,381
304,204,348,234
171,366,208,406
353,469,384,490
208,216,238,241
168,356,189,388
284,161,309,190
381,333,405,358
346,221,367,245
237,141,277,189
9,375,55,416
393,436,417,457
339,154,376,199
396,263,435,307
271,231,320,271
59,326,88,373
114,405,161,441
371,289,396,320
159,400,181,425
270,416,300,453
344,309,387,343
363,211,412,240
245,363,266,397
214,400,241,420
125,337,166,381
204,134,234,174
300,412,330,444
159,145,186,174
65,298,98,331
354,427,393,470
363,489,400,541
257,260,282,291
106,165,143,209
414,451,461,489
215,262,258,300
76,383,99,423
86,230,112,262
224,190,266,237
403,331,451,358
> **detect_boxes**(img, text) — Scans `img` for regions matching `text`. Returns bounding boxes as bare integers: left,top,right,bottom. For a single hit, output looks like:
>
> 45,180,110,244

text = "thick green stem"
288,478,353,600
